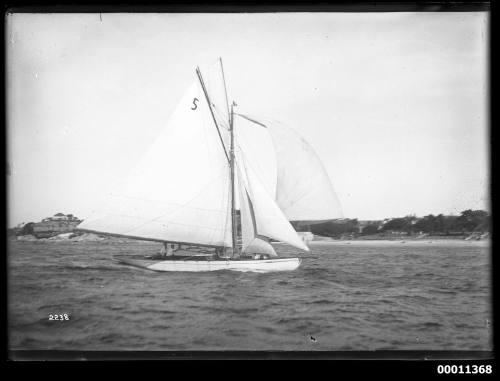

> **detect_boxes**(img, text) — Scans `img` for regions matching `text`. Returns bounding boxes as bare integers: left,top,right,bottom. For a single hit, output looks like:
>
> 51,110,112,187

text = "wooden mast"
197,59,237,258
229,102,237,258
219,58,238,258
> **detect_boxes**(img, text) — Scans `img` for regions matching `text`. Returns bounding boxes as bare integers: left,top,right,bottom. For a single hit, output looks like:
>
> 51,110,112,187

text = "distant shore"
306,237,490,247
10,233,490,248
311,234,484,241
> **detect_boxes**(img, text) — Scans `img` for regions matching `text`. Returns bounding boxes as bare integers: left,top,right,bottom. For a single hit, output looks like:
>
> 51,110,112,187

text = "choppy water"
8,239,492,351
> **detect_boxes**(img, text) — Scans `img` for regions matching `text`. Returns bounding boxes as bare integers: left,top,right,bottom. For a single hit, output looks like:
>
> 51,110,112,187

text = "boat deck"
115,254,266,262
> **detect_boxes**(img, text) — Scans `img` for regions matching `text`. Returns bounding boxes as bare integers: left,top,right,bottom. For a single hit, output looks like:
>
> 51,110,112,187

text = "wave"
8,241,491,351
57,265,123,272
200,306,260,315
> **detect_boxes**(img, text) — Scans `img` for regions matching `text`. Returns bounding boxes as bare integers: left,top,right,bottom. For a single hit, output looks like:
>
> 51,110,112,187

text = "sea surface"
8,239,492,351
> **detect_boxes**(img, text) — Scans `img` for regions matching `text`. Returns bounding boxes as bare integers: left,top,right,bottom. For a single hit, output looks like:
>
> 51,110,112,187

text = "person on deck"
157,242,175,258
215,247,224,258
166,243,176,256
159,244,166,256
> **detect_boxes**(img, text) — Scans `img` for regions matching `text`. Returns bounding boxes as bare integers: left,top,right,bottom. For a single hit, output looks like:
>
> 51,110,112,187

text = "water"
8,239,492,351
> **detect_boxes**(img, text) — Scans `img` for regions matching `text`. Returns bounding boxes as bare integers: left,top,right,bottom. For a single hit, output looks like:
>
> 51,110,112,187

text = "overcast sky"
7,12,489,226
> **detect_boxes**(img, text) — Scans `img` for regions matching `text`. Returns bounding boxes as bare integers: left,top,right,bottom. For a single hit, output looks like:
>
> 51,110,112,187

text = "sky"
6,12,489,227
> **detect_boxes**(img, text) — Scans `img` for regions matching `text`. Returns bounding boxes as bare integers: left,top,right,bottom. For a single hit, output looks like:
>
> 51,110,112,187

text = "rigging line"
235,113,268,129
196,67,230,163
212,105,230,130
219,57,231,126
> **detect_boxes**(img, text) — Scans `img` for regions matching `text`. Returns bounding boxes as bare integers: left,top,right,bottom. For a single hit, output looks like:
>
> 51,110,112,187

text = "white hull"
114,256,301,273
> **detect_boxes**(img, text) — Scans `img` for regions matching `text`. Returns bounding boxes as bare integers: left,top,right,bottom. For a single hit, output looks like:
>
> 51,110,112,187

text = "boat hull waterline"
114,256,301,272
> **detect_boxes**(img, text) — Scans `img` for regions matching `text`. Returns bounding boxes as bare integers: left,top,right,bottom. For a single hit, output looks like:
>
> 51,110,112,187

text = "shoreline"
10,234,490,247
306,238,490,246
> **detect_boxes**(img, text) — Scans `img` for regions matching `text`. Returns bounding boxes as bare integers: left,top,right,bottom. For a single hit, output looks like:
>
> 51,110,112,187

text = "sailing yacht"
77,59,342,272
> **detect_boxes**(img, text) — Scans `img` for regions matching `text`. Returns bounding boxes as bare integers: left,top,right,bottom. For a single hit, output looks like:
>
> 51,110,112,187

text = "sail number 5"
191,98,199,110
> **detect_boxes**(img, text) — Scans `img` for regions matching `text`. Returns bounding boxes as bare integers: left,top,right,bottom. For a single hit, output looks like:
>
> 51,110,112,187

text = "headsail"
234,113,277,198
78,80,232,247
245,238,278,257
236,151,309,252
236,114,343,223
236,163,277,257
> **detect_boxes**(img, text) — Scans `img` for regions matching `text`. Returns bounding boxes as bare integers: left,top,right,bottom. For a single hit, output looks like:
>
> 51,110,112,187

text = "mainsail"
78,80,233,247
236,114,343,223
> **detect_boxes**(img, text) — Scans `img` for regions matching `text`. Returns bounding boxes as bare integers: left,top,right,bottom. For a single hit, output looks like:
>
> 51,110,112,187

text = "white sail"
236,151,309,252
233,113,277,197
246,238,278,257
237,114,343,222
78,80,232,247
199,59,231,132
236,164,277,257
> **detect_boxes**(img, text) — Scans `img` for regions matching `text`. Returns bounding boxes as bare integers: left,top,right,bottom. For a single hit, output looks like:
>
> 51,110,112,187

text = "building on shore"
32,213,82,238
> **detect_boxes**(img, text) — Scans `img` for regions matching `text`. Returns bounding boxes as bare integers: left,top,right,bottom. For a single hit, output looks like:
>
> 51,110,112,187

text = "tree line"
293,209,491,238
10,209,491,239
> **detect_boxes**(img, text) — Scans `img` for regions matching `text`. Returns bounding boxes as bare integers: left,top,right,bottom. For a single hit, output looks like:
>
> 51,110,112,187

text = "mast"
218,58,238,258
230,102,238,258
